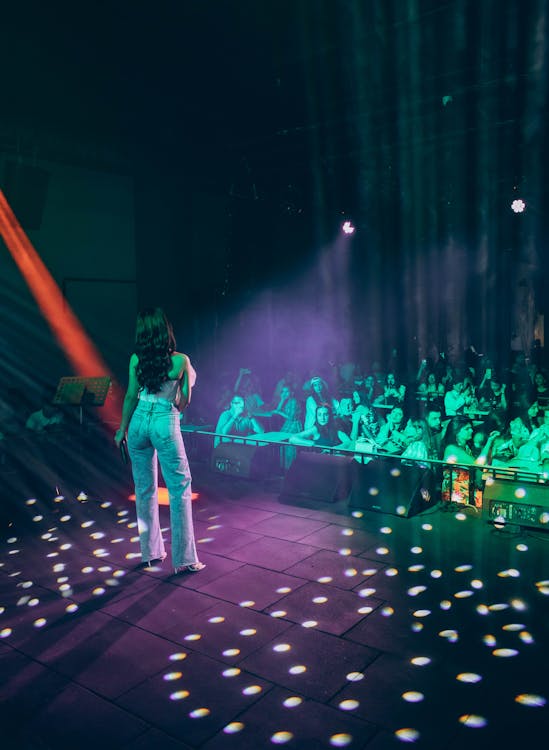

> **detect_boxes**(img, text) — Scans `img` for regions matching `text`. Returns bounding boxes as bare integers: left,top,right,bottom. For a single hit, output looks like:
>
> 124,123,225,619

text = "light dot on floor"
492,648,519,657
271,731,293,744
288,665,306,674
395,728,420,741
346,671,364,682
402,691,424,703
457,673,482,683
163,672,182,681
515,694,546,707
410,656,431,666
242,685,262,695
330,734,353,747
283,696,302,708
189,708,210,718
170,690,190,700
339,699,359,710
224,722,245,734
459,714,487,728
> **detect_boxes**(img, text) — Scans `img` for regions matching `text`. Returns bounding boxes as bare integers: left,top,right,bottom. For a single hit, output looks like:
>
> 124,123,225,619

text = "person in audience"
374,372,406,407
334,395,355,441
531,370,549,410
423,406,444,460
303,375,338,429
269,370,300,406
25,390,65,433
352,385,368,410
478,371,507,418
268,384,302,434
491,416,532,466
266,383,303,470
471,427,488,460
350,403,381,446
214,395,264,448
289,404,346,448
441,416,499,506
376,405,410,454
234,368,264,415
401,418,431,462
444,378,475,417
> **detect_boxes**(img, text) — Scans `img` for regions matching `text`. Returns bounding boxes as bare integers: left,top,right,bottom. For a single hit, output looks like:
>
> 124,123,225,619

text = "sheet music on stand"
53,376,111,424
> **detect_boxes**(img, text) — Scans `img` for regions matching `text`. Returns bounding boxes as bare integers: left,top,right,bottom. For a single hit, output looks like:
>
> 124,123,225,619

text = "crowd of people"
205,349,549,483
3,341,549,514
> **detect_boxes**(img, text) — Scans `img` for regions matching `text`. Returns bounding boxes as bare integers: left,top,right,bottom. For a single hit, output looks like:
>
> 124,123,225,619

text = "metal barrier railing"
182,427,549,507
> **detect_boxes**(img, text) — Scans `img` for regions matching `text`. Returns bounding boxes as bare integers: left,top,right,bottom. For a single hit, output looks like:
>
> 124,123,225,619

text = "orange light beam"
0,189,123,425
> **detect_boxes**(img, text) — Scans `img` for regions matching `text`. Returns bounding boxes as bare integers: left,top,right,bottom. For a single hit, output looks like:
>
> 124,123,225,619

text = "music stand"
53,376,111,424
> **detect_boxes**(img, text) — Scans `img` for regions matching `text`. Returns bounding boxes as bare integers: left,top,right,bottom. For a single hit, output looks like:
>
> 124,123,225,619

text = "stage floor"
1,461,548,749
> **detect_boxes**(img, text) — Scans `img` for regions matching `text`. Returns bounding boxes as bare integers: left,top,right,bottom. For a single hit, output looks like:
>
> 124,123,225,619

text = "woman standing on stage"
114,308,204,574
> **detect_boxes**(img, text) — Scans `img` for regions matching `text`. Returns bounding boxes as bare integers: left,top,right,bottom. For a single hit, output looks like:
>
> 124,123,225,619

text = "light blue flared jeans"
127,399,198,568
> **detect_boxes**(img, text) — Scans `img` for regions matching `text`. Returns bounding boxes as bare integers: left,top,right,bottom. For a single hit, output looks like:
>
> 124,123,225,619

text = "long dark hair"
316,404,340,446
443,415,473,451
135,307,176,393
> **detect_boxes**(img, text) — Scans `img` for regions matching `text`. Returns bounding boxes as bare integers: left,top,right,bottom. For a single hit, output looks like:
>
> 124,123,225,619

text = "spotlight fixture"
342,220,356,235
511,199,526,213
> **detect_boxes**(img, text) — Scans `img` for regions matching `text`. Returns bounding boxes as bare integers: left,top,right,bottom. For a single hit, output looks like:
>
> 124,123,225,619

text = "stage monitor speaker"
349,460,436,517
3,161,50,230
280,452,353,504
211,441,279,479
482,477,549,530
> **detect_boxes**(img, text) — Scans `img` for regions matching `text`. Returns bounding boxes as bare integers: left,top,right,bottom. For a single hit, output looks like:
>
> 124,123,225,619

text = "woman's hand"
114,427,126,447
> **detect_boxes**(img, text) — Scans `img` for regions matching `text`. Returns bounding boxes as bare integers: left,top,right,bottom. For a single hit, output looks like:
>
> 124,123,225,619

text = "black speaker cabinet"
211,441,279,479
349,460,436,517
482,476,549,530
280,452,353,504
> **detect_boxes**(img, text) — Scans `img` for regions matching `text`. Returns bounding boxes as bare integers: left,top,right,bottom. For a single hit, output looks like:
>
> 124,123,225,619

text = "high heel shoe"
143,554,167,567
173,562,206,574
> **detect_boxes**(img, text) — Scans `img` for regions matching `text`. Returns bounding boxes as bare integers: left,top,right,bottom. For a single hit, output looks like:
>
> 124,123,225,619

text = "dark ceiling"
1,1,545,220
1,1,478,175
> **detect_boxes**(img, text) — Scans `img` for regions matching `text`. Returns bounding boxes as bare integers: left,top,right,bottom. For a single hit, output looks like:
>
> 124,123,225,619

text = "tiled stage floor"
1,457,548,749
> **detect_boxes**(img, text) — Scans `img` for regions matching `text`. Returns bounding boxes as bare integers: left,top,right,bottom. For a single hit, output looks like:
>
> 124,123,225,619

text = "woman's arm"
475,430,501,465
115,354,140,445
179,353,197,409
214,410,235,448
289,426,317,446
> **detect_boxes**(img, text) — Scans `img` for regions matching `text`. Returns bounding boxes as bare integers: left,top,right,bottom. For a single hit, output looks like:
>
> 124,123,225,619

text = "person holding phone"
114,307,204,574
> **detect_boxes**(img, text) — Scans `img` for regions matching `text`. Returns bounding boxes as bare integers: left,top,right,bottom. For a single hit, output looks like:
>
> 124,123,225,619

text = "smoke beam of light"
0,190,123,425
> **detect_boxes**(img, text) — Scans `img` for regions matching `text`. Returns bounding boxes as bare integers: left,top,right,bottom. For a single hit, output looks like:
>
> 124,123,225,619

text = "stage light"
0,190,123,424
342,220,355,235
511,199,526,213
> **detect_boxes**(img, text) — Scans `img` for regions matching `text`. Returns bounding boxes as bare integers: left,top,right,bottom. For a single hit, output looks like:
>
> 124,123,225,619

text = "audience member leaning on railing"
441,415,500,507
213,395,264,448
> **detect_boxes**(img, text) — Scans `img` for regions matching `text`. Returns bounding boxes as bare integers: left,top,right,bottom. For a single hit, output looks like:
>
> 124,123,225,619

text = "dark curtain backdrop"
131,0,549,387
